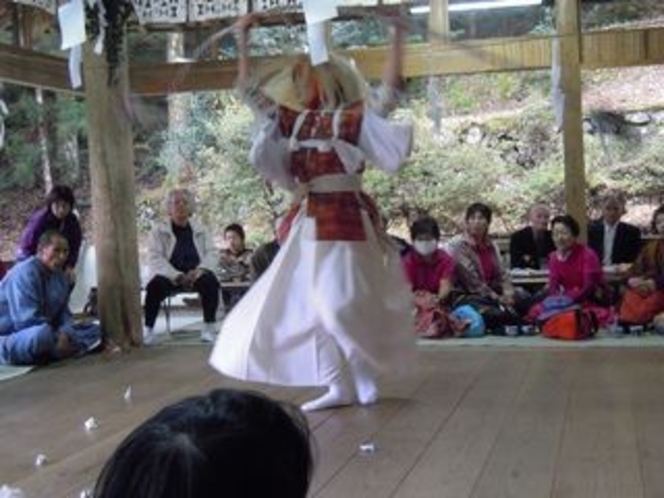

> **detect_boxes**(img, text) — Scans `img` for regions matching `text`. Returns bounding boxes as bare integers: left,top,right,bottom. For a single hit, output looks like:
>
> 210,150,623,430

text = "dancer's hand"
234,13,260,36
385,14,409,38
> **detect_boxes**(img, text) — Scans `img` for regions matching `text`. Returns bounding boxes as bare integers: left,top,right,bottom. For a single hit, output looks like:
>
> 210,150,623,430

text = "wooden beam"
0,43,79,94
3,27,664,95
557,0,586,238
128,27,664,95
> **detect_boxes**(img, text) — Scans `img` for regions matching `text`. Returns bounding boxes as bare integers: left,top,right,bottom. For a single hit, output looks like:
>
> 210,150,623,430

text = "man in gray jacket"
144,188,220,344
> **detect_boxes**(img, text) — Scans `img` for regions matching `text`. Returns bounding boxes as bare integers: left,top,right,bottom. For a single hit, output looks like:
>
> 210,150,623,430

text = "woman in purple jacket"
16,185,82,282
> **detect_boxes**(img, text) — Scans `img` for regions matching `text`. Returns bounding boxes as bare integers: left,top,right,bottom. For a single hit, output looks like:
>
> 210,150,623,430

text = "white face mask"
414,240,438,256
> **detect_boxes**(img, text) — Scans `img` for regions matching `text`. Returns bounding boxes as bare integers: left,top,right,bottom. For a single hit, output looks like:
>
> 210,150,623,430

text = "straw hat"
260,53,367,111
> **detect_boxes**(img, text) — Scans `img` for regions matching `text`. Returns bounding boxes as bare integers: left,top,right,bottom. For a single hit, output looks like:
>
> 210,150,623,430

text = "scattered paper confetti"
79,489,92,498
0,485,25,498
359,442,376,454
34,453,48,468
84,417,99,431
123,385,132,403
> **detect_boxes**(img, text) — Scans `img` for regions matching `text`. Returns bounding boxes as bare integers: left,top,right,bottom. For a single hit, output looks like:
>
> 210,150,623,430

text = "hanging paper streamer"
306,22,329,66
86,0,107,55
58,0,87,89
551,37,564,131
302,0,339,65
0,100,9,150
59,0,86,50
302,0,338,25
68,45,83,89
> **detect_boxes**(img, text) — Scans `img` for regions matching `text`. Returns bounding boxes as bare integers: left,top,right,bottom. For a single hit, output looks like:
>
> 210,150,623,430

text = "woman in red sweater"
545,214,613,326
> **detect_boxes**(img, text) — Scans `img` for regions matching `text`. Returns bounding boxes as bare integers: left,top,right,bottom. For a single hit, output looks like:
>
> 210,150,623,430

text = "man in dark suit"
509,204,555,269
588,192,642,266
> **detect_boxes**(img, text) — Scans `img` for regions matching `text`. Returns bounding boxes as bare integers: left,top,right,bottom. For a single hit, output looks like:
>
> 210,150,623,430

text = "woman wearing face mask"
401,216,468,338
447,202,524,334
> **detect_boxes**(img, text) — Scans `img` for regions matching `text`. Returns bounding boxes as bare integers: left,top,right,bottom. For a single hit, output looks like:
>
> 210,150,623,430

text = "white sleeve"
358,109,413,173
146,226,180,281
249,115,297,192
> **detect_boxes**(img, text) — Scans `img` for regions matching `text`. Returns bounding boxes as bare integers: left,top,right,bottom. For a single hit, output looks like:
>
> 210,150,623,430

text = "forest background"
1,0,664,260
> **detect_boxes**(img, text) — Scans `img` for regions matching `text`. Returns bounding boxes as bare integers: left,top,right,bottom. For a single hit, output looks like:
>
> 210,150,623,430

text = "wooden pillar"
427,0,449,133
83,41,143,348
428,0,450,43
556,0,587,240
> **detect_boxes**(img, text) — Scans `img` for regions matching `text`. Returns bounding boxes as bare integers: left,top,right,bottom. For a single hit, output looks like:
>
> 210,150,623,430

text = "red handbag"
619,289,664,325
540,307,598,340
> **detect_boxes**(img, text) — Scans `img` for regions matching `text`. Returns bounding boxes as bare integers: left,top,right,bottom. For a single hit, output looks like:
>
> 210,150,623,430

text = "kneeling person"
0,231,101,365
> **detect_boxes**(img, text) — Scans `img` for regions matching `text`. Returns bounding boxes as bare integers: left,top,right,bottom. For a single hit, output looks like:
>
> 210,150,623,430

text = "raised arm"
233,14,258,89
382,19,407,90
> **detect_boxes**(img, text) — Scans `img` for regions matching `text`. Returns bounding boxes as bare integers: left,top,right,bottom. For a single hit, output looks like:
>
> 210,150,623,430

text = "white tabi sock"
349,357,379,406
300,380,357,412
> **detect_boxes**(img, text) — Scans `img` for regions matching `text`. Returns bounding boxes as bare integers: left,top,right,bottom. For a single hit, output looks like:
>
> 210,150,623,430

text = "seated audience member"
588,191,642,266
0,231,101,365
249,238,280,281
446,203,523,332
93,388,313,498
618,205,664,326
219,223,253,310
540,214,612,326
17,185,83,284
509,203,555,269
144,188,220,344
402,216,468,338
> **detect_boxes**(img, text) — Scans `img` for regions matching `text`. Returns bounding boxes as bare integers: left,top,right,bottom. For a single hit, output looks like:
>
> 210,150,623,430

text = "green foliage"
0,87,87,190
155,92,288,241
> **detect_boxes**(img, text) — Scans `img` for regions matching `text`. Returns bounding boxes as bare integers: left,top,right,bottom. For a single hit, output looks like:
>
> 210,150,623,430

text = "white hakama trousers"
209,210,415,387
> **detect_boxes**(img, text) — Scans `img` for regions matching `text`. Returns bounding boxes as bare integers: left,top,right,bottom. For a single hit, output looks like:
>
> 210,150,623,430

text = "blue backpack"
451,305,486,338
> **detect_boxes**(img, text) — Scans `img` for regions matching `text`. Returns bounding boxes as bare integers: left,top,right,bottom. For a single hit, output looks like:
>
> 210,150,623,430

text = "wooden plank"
627,350,664,498
390,351,530,498
6,347,664,497
551,350,644,498
128,27,664,95
313,349,493,498
3,28,664,94
0,347,308,496
469,351,573,498
0,43,77,94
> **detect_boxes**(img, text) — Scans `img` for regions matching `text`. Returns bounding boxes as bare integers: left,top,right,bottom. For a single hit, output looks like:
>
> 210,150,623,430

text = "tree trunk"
35,88,53,192
83,41,142,348
166,32,191,180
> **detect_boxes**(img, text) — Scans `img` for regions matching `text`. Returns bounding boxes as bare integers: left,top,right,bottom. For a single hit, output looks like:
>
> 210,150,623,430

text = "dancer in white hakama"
210,14,415,411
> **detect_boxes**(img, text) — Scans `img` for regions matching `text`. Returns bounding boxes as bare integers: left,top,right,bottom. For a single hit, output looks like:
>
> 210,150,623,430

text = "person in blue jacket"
0,230,100,365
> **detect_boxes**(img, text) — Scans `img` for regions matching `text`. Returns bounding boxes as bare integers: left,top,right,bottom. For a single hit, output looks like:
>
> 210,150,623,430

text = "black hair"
651,205,664,234
45,185,75,209
409,216,441,241
550,214,580,237
37,229,68,252
94,389,313,498
224,223,245,241
465,202,493,224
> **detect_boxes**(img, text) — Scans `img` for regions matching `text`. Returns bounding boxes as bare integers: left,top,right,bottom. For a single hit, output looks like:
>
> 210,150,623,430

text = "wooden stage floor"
3,344,664,497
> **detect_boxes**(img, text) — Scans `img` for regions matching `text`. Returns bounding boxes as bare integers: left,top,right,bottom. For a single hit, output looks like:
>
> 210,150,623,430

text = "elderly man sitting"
144,188,220,344
0,231,101,365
